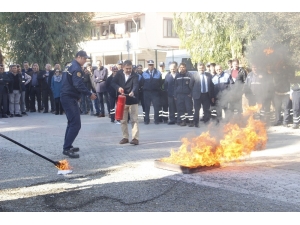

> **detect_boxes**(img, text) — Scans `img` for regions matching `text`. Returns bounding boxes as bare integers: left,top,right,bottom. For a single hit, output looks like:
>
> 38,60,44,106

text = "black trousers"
176,93,193,123
0,92,8,115
42,88,55,112
139,91,145,120
109,94,117,122
159,91,168,122
55,97,64,114
97,92,110,115
25,86,31,111
193,93,211,124
144,90,160,123
168,96,177,123
30,86,42,111
274,94,290,124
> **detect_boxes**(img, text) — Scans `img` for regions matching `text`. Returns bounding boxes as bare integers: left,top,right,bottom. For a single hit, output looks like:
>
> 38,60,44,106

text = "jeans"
9,90,21,115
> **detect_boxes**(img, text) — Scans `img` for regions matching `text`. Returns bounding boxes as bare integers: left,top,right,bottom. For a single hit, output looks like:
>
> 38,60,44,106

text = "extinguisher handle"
123,94,136,98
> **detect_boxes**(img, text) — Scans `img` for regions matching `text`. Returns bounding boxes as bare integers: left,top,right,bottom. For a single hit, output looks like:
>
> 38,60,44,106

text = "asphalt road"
1,107,300,215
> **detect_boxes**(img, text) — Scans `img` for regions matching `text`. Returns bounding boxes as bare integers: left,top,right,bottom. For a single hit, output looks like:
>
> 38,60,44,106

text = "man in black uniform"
174,62,194,127
273,67,291,127
60,51,97,158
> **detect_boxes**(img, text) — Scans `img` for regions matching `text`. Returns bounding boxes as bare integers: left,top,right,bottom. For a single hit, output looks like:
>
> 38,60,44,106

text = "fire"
161,105,267,167
264,47,274,55
55,159,72,170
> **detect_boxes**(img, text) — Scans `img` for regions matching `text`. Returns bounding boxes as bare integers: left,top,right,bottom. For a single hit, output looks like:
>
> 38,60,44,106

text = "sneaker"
115,121,121,125
63,149,79,158
21,112,28,116
2,114,9,118
292,124,299,129
119,138,129,144
10,114,14,117
130,138,139,145
15,114,22,117
168,121,175,125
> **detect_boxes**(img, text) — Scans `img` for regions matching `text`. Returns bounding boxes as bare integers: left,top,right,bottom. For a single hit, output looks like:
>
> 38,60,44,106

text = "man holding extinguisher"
111,60,139,145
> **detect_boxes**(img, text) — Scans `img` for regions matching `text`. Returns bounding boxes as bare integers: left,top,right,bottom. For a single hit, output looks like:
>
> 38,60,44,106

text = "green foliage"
173,12,300,69
0,12,94,68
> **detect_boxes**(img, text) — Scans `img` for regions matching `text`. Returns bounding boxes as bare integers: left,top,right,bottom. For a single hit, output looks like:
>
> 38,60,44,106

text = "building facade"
81,12,180,68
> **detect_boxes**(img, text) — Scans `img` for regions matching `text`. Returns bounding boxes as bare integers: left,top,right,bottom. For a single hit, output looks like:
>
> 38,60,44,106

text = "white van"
165,49,197,74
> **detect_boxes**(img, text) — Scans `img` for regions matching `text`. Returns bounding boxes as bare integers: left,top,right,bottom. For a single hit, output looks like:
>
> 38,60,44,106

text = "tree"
0,12,94,68
173,12,256,68
173,12,300,70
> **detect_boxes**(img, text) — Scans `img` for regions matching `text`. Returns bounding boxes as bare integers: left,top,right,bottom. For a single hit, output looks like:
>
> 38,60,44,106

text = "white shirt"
124,72,130,82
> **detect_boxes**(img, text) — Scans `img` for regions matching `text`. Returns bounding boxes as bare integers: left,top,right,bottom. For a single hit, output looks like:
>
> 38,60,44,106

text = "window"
126,20,140,32
163,19,178,38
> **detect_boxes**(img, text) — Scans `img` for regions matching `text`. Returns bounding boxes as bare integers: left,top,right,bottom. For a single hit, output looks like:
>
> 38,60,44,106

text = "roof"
92,12,144,22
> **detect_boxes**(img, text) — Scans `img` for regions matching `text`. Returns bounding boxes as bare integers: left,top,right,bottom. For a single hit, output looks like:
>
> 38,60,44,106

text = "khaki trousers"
121,104,139,140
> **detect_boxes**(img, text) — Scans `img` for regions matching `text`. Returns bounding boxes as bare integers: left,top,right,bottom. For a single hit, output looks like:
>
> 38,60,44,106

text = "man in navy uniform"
60,51,97,158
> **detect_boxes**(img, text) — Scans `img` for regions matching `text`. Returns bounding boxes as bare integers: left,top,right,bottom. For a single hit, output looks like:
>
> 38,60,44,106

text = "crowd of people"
1,57,299,131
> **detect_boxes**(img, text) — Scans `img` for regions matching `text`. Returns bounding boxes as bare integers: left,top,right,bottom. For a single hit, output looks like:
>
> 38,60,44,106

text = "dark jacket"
164,72,178,98
174,71,193,97
0,72,10,94
60,59,92,100
94,66,108,93
40,70,53,91
141,68,162,92
229,67,247,84
7,72,22,93
111,70,139,105
189,72,214,100
28,70,44,89
106,74,117,98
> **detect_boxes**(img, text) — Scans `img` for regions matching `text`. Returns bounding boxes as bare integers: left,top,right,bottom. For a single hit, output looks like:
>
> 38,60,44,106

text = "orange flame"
161,105,267,167
56,159,72,170
264,47,274,55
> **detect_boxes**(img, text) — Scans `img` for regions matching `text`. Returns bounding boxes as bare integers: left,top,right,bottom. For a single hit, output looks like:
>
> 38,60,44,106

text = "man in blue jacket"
141,60,162,125
60,51,97,158
211,65,234,123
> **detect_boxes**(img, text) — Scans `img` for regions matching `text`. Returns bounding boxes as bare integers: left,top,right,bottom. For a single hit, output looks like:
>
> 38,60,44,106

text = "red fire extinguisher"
115,94,126,120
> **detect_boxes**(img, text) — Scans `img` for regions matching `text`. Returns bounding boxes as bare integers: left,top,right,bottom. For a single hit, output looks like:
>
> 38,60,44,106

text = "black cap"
147,60,154,64
117,60,123,65
210,63,216,67
75,50,90,59
159,62,165,67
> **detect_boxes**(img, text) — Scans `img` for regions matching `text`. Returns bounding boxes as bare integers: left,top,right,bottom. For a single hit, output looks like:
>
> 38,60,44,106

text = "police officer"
60,51,97,158
141,60,162,125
